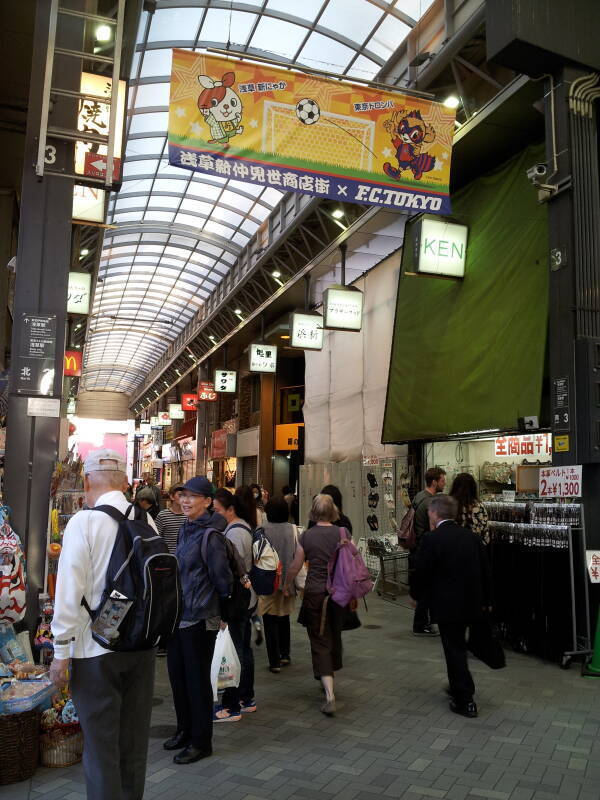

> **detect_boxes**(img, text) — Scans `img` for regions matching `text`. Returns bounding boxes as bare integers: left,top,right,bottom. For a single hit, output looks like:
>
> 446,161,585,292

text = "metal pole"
340,242,347,286
304,274,310,312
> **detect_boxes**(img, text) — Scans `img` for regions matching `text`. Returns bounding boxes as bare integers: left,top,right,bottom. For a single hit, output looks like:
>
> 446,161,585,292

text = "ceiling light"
163,381,169,388
331,209,344,219
234,308,242,315
280,335,290,340
209,335,216,341
80,248,89,256
188,353,196,358
95,24,112,42
443,94,460,109
271,270,281,278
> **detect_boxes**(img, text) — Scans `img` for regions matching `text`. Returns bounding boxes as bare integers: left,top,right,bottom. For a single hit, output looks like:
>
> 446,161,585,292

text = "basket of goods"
40,694,83,767
0,707,41,785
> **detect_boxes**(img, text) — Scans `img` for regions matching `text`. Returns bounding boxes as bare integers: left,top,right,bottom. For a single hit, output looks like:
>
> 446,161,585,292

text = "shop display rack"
366,537,409,602
484,499,592,671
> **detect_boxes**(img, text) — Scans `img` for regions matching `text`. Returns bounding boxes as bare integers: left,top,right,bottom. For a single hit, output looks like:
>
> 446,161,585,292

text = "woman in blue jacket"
163,476,233,764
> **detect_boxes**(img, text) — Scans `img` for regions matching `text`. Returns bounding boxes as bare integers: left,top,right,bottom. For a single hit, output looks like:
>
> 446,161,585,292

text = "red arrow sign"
84,151,122,180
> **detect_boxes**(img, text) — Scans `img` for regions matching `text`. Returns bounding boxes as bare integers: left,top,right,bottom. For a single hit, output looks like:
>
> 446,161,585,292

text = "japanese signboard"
249,343,277,373
139,423,152,435
415,217,468,277
323,287,363,331
150,416,159,427
214,369,237,393
586,551,600,583
211,429,228,459
73,185,106,223
27,397,61,418
494,433,552,458
290,312,323,350
64,350,82,377
181,394,198,411
67,272,91,315
158,411,171,426
169,403,184,419
539,465,582,498
552,376,570,432
16,313,57,395
168,51,455,215
75,72,126,184
275,423,303,451
198,381,217,401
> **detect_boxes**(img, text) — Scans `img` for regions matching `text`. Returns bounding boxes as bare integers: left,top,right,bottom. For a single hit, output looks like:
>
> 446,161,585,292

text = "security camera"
526,163,547,183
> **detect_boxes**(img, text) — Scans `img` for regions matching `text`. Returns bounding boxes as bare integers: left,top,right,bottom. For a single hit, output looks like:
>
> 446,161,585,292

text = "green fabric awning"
382,145,548,443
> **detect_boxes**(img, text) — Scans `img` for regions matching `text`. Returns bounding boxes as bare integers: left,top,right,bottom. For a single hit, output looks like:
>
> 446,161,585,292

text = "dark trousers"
262,613,291,668
221,613,255,712
167,621,217,748
70,649,155,800
409,551,432,631
438,621,475,705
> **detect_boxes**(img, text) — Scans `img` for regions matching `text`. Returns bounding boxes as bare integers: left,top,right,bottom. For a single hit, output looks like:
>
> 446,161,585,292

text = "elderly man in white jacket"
49,449,158,800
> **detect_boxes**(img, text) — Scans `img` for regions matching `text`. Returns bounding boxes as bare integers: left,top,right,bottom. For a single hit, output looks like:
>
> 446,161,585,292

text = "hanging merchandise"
46,455,85,599
362,459,396,540
0,508,27,624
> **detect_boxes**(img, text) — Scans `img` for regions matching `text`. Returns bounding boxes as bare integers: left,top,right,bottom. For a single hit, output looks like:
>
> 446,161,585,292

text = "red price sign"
539,465,582,498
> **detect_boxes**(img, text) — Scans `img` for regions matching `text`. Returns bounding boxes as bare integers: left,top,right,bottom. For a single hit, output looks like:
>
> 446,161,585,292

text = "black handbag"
467,618,506,669
342,608,362,631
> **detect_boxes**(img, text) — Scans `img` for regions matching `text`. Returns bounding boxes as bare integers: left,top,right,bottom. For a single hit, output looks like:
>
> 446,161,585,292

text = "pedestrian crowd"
49,449,493,800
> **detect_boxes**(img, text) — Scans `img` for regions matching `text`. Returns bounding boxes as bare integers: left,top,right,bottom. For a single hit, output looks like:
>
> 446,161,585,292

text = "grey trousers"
70,649,156,800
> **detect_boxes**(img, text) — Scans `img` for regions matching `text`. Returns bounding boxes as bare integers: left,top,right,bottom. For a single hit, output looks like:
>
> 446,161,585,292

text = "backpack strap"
93,504,127,523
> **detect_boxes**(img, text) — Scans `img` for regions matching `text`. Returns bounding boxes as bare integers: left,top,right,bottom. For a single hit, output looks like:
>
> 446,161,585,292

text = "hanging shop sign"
181,393,198,411
275,423,304,451
67,272,92,315
290,312,323,350
15,313,57,396
72,185,106,223
494,433,552,458
586,552,600,583
323,286,363,331
63,350,82,377
214,369,237,393
75,72,126,184
198,381,217,401
139,422,152,435
168,51,455,215
539,465,582,498
414,217,468,278
150,415,160,427
211,429,228,460
169,403,184,419
249,343,277,373
158,411,171,426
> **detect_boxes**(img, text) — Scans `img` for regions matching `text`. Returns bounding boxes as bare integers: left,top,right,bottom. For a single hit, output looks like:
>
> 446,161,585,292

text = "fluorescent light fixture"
331,209,344,219
280,334,290,340
209,335,216,341
443,95,460,109
234,308,242,315
163,381,169,388
80,248,89,256
95,24,112,42
271,270,281,278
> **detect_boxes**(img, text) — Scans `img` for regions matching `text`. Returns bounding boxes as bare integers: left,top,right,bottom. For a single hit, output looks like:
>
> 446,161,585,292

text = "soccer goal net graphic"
262,101,376,172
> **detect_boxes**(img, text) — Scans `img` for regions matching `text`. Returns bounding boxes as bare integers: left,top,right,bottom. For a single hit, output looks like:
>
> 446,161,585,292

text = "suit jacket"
412,520,491,624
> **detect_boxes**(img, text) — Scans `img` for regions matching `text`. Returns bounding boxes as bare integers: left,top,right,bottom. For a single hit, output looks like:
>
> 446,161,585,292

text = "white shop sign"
214,369,237,393
169,403,184,419
158,411,170,426
323,286,363,331
249,343,277,373
416,217,468,278
586,551,600,583
290,312,323,350
539,465,582,498
67,272,91,315
139,423,152,434
27,397,61,417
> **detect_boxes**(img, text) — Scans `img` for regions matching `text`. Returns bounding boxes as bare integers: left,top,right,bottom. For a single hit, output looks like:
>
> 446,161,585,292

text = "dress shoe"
449,700,478,718
173,744,213,764
163,731,190,750
320,699,336,716
412,625,439,636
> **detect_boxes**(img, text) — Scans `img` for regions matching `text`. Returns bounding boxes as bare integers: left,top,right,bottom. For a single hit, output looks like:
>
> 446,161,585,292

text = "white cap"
83,448,126,474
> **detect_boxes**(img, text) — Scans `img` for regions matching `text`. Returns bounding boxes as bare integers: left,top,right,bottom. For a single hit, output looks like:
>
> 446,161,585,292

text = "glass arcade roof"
82,0,435,395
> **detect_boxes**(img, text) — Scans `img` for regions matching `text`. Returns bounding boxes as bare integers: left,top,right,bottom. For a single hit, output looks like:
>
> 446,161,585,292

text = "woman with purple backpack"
284,493,350,717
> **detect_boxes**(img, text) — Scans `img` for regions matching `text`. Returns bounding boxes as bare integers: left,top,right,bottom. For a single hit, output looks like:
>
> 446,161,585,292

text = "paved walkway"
7,596,600,800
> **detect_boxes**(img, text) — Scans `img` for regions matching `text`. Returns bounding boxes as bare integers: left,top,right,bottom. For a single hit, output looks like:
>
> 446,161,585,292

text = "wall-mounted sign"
275,423,304,451
494,433,552,458
158,411,171,426
586,551,600,583
415,217,468,278
214,369,237,393
198,381,217,401
249,343,277,373
323,286,363,331
15,313,57,396
290,312,323,350
181,393,198,411
169,403,184,419
75,72,126,184
64,350,82,377
211,429,228,460
27,397,61,418
150,415,159,427
67,272,92,315
139,422,152,435
539,465,582,498
73,185,106,223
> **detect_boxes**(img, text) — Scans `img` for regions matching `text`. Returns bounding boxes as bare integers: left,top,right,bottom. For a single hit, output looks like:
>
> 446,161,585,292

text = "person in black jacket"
163,476,233,764
412,494,491,719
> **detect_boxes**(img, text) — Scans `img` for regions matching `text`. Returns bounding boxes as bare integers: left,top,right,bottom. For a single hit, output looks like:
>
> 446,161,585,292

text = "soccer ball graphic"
296,98,320,125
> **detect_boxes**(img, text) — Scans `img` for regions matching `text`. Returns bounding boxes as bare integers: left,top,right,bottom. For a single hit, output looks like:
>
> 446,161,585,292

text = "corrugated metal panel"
76,391,131,420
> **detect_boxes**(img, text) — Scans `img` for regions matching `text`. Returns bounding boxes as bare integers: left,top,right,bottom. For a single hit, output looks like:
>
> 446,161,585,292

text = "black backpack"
82,504,182,651
201,527,251,621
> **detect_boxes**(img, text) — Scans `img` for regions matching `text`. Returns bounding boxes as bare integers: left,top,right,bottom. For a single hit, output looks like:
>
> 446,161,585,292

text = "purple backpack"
326,528,374,607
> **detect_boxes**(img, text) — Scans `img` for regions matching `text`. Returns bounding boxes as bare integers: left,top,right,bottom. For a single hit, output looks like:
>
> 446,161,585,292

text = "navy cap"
181,476,214,497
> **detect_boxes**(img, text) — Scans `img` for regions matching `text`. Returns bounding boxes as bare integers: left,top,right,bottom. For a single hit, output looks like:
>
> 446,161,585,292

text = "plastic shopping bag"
210,626,241,701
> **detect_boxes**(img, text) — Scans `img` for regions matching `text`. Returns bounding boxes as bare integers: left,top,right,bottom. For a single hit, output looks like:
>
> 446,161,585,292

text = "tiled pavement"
5,596,600,800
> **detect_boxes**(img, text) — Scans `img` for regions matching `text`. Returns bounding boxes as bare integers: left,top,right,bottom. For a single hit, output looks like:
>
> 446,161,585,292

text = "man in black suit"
412,494,491,718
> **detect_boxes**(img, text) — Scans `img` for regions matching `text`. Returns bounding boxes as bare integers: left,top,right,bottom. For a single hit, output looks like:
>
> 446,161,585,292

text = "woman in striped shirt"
156,484,187,554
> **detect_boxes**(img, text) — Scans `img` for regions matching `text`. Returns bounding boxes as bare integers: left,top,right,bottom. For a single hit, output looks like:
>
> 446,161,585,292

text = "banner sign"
181,393,198,411
168,51,455,215
495,433,552,458
64,350,82,377
539,465,582,498
198,381,217,401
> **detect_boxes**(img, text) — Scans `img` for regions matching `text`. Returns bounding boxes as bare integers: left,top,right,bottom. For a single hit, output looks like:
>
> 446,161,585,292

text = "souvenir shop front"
161,437,197,489
382,146,592,670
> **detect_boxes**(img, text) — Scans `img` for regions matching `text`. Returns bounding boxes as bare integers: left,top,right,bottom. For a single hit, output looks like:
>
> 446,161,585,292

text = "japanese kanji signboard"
290,312,323,350
214,370,237,393
249,344,277,373
586,551,600,583
494,433,552,458
539,465,582,498
198,381,217,401
168,51,455,215
181,394,198,411
323,286,363,331
16,313,57,395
